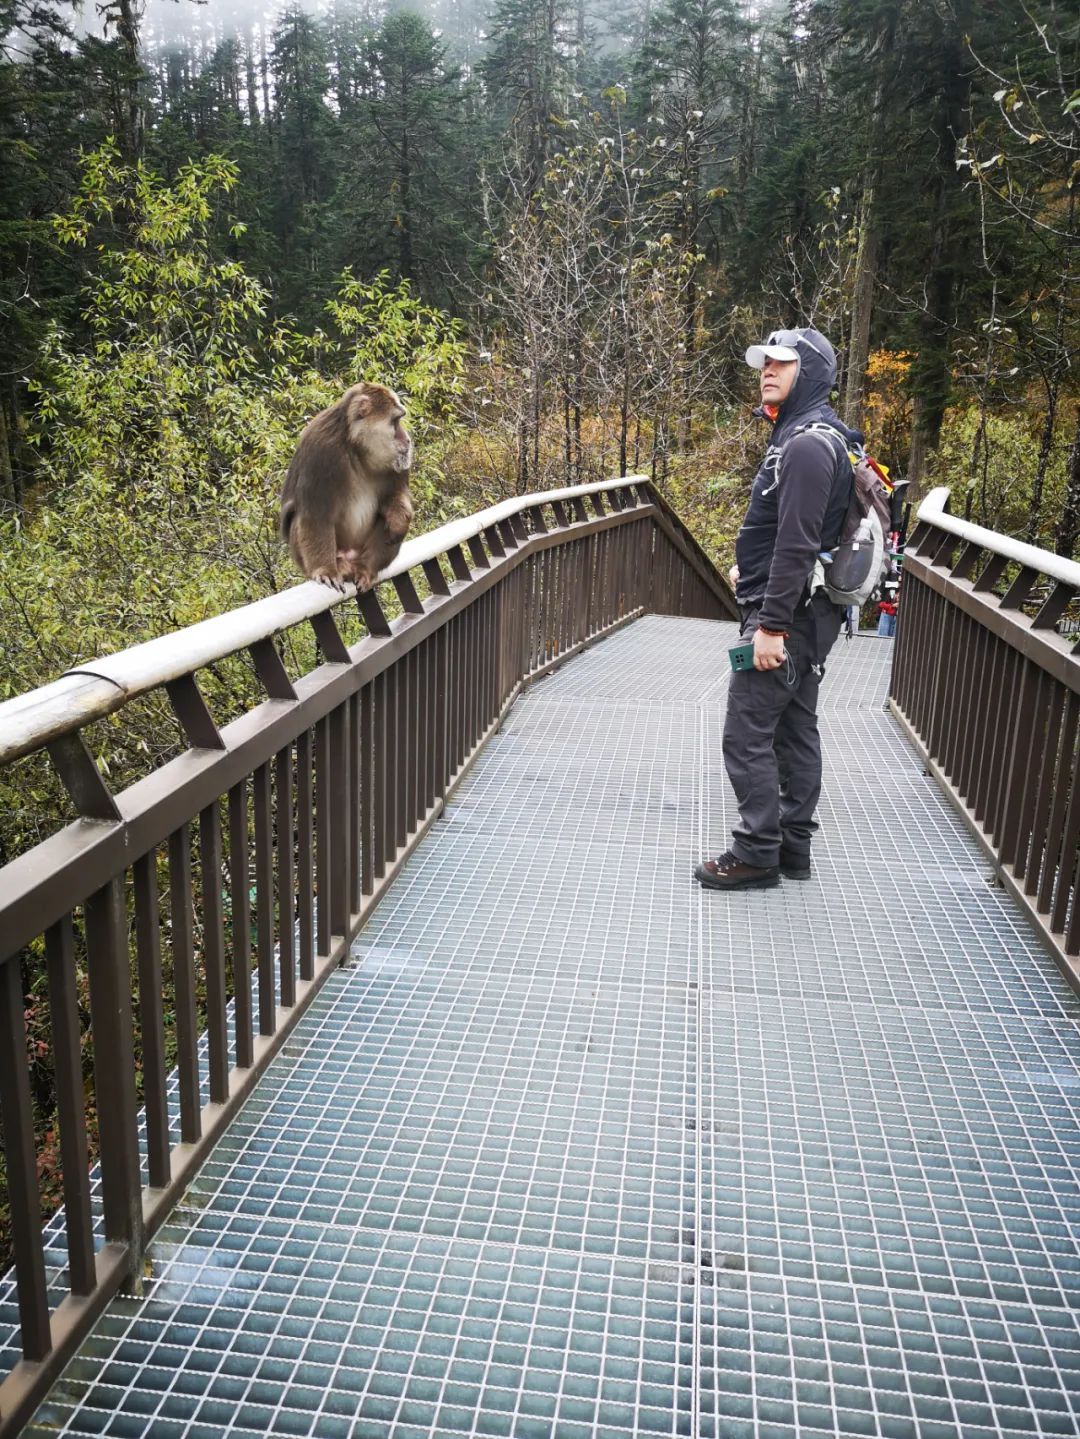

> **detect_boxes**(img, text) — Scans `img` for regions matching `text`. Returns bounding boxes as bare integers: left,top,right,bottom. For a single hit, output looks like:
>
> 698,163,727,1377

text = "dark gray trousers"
722,593,843,867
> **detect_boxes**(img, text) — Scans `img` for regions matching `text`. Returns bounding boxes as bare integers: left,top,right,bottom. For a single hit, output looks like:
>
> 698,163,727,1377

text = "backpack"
793,422,899,608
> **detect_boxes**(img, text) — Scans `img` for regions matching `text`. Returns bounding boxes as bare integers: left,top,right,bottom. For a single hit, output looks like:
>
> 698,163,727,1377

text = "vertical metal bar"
995,661,1040,860
1037,692,1079,913
330,700,351,936
314,719,332,951
275,747,296,1008
253,761,276,1031
360,685,375,896
391,661,406,851
979,643,1016,832
0,957,52,1358
227,781,254,1068
44,918,94,1296
404,647,419,833
959,624,991,799
1025,687,1067,896
168,827,201,1142
349,693,362,913
41,943,90,1306
84,878,143,1272
132,857,169,1189
199,801,229,1103
295,732,315,980
373,674,388,879
420,638,433,812
1050,742,1080,935
435,625,449,795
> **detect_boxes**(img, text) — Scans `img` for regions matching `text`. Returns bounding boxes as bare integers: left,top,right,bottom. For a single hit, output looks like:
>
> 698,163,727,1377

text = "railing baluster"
253,762,276,1030
199,801,230,1102
276,747,297,1007
329,700,350,937
373,672,388,880
349,693,362,914
227,779,254,1067
360,685,375,897
1036,692,1079,914
405,647,419,831
133,857,170,1187
84,878,143,1270
1050,738,1080,936
46,917,96,1294
314,719,333,949
0,957,52,1359
295,732,315,978
1024,689,1068,898
168,828,202,1142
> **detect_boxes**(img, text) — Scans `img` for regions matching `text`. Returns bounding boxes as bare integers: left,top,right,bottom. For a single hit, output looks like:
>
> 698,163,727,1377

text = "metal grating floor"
21,616,1080,1438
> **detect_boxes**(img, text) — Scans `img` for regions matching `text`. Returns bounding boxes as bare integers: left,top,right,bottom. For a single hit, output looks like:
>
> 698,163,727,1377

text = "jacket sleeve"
756,432,841,633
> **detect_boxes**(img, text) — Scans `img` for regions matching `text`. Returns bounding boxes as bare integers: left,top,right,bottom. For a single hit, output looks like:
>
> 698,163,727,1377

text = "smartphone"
728,641,755,672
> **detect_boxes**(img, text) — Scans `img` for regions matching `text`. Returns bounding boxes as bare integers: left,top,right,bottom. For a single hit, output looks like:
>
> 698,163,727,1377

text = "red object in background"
879,599,898,616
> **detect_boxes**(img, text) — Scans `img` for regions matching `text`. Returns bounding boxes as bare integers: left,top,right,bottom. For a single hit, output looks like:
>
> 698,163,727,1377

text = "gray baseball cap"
745,329,802,366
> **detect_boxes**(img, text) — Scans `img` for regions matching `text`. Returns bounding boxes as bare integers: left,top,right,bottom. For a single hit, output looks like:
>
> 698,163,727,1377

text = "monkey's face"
345,383,413,476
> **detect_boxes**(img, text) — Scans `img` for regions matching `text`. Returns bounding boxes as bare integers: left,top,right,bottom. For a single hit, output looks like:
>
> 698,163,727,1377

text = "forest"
0,0,1076,807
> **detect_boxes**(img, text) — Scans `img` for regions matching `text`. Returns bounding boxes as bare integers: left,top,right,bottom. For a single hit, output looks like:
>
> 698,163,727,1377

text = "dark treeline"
1,0,1078,538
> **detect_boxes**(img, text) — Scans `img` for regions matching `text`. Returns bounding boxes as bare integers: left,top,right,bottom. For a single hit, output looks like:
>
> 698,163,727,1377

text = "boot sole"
780,867,812,881
694,865,780,891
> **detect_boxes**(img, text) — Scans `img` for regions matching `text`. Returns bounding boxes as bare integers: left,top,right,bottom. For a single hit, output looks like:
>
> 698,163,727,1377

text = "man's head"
745,327,837,416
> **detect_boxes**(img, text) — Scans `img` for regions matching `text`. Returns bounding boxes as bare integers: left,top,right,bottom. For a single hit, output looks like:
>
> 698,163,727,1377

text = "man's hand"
728,564,740,588
753,628,786,671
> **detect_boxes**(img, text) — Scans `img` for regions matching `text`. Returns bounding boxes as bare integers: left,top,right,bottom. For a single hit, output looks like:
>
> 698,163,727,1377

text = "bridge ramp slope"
24,616,1080,1439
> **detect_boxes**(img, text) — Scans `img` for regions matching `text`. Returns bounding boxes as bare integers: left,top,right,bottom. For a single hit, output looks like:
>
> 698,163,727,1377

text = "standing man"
694,326,861,891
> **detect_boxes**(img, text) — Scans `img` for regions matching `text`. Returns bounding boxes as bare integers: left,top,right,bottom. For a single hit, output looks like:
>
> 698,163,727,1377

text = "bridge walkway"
25,615,1080,1439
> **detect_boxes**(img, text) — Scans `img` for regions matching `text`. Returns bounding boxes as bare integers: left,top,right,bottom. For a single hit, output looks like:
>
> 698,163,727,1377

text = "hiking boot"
779,848,812,881
694,850,780,891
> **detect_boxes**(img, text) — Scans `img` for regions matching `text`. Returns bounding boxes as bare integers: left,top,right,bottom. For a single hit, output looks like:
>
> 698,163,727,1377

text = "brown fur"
279,382,414,591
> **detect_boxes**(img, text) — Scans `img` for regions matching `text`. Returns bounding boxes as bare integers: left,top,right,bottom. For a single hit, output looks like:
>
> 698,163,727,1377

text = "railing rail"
889,485,1080,982
0,476,734,1434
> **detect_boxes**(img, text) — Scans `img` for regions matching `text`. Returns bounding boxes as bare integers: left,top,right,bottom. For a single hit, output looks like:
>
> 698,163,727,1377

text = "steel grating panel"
20,615,1080,1438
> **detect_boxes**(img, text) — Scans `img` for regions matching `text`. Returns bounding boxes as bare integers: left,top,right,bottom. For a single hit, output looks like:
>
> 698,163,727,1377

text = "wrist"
758,624,789,638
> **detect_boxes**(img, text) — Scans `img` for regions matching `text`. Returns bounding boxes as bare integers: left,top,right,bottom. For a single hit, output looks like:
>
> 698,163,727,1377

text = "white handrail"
0,477,648,765
917,487,1080,589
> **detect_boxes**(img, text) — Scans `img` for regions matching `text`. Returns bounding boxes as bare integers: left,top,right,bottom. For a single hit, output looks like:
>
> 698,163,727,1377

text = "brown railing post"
83,877,144,1282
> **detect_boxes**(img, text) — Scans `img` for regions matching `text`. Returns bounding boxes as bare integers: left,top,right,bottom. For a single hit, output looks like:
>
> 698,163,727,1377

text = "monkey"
279,382,414,592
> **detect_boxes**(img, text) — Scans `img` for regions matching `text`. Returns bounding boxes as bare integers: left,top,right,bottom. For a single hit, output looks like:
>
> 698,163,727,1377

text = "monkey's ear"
345,385,374,421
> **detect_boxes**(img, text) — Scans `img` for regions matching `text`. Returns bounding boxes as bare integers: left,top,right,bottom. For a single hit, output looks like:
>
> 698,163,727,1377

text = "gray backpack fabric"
794,422,895,607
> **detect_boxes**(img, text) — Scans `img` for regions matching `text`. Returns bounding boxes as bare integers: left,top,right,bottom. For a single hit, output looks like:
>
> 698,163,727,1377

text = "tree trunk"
964,410,985,522
1028,384,1057,544
843,183,878,431
904,10,972,487
0,396,15,509
245,30,260,125
114,0,145,161
1055,406,1080,561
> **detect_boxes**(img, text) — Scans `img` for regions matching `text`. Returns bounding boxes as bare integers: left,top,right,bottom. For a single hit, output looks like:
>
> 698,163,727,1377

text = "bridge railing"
0,476,734,1434
889,486,1080,981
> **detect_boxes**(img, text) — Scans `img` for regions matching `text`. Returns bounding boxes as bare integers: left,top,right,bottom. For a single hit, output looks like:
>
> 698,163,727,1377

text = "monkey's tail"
279,500,295,543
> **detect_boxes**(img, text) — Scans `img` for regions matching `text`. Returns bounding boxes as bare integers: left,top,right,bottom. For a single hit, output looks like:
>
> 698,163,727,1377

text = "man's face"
760,357,797,407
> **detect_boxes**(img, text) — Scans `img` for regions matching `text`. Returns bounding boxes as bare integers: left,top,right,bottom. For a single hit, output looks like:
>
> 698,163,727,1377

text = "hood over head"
747,325,862,447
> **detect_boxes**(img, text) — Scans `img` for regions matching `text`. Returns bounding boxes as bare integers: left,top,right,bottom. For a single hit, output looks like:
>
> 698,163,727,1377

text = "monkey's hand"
382,492,413,543
353,566,378,592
